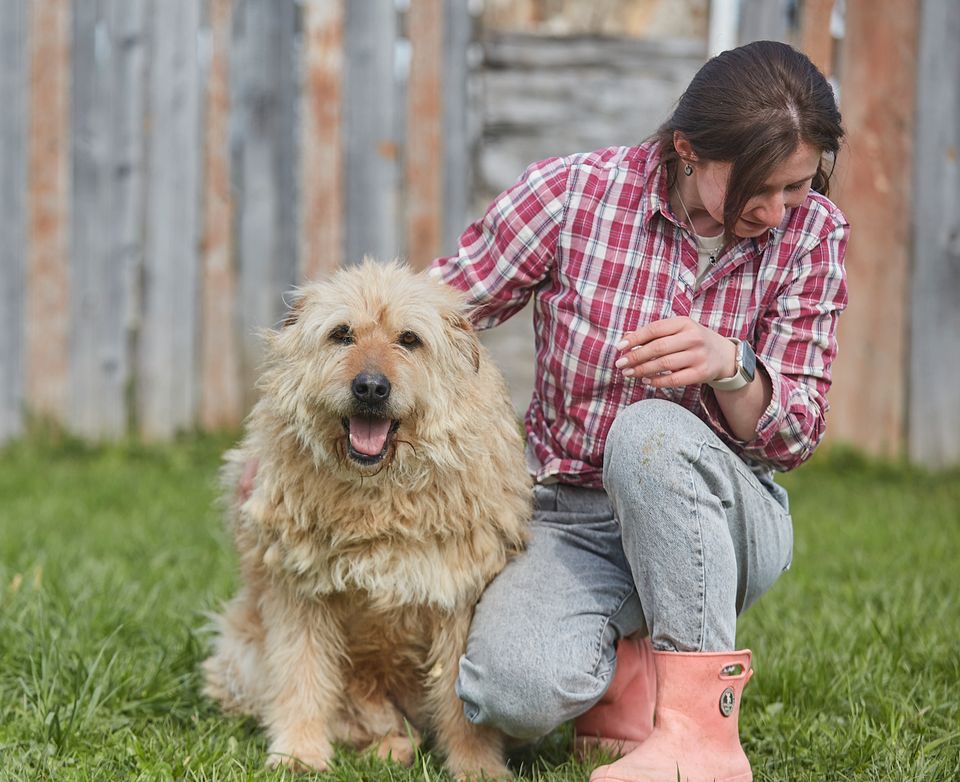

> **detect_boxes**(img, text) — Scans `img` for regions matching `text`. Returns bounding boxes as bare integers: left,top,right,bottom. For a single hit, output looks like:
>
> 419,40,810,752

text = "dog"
202,260,531,778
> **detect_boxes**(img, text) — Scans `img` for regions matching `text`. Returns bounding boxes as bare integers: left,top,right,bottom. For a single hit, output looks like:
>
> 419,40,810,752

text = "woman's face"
695,142,822,238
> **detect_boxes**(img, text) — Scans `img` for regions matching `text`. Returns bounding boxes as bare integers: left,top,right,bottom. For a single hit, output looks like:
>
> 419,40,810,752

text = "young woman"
431,40,848,782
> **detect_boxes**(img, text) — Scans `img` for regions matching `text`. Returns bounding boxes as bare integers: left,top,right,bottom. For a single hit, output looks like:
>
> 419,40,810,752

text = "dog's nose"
351,372,391,404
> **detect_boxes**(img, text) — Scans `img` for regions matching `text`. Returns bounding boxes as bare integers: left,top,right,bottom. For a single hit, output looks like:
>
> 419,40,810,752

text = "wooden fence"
2,0,958,467
0,0,475,441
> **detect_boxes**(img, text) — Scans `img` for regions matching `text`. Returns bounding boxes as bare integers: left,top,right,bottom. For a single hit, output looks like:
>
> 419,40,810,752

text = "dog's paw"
265,744,332,774
369,734,419,766
447,759,512,781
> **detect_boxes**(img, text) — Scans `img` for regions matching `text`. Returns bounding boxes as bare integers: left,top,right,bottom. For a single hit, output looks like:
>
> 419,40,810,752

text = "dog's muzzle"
343,371,399,465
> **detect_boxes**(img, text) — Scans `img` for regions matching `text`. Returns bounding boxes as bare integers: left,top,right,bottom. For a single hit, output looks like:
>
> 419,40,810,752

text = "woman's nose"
754,193,786,227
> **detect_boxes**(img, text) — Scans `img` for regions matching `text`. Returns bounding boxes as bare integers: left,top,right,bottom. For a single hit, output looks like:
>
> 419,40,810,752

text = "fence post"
798,0,835,76
0,0,28,442
405,0,443,268
138,0,203,439
232,0,300,408
829,0,920,457
737,0,793,45
442,0,473,256
71,0,147,438
26,0,71,426
343,0,398,265
908,0,960,466
200,0,243,431
301,0,345,281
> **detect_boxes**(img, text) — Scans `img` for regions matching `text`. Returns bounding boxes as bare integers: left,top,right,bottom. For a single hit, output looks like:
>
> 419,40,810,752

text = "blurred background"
1,0,957,467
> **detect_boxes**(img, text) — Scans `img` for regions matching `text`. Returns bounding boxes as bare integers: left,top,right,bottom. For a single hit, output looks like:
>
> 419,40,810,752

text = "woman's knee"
603,399,701,485
456,648,607,740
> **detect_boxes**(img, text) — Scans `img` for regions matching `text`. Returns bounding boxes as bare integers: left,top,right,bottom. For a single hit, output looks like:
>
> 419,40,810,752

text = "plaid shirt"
431,142,849,487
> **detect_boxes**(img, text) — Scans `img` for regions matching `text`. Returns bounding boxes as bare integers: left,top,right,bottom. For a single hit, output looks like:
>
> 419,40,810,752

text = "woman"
432,40,848,782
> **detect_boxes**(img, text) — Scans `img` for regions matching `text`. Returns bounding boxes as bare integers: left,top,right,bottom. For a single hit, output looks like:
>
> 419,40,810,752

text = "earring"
684,162,694,176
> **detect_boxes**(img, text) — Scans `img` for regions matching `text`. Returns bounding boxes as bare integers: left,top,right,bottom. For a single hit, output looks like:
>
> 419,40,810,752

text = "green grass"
0,433,958,781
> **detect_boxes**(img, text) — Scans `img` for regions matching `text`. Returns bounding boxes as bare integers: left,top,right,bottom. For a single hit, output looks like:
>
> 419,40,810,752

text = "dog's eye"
398,331,422,350
329,325,354,345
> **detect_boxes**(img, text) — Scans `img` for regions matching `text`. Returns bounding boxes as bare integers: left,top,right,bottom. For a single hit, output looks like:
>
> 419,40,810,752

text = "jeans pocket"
533,483,559,513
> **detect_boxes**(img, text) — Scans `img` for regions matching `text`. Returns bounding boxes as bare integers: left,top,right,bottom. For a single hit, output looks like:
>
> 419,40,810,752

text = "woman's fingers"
616,332,700,372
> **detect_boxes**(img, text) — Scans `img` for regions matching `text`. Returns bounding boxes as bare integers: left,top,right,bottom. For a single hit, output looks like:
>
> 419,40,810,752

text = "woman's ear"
443,311,481,373
673,130,698,163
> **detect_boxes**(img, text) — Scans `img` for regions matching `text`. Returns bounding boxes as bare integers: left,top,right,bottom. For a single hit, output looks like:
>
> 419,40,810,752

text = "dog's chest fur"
245,475,509,613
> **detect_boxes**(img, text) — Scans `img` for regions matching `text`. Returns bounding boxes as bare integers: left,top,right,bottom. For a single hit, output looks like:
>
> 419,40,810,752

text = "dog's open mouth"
342,416,400,465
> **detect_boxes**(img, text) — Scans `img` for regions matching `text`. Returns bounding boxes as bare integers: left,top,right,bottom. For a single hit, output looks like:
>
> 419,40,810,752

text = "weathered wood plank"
301,0,344,281
0,0,28,441
909,0,960,466
829,0,920,457
798,0,835,76
405,0,444,268
343,0,398,265
70,0,147,438
441,0,473,255
232,0,300,406
26,0,71,424
737,0,793,45
138,0,203,439
199,0,243,431
477,34,705,199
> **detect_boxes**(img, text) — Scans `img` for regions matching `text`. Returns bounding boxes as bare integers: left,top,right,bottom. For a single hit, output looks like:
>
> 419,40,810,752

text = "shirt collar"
641,142,681,230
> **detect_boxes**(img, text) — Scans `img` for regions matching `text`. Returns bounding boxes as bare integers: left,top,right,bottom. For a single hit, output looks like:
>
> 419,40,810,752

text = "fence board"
799,0,835,76
343,0,398,264
232,0,300,405
441,0,473,255
478,34,705,199
909,0,960,466
199,0,243,431
138,0,203,439
737,0,793,45
405,0,444,268
70,0,147,438
829,0,920,457
301,0,344,281
0,0,27,442
26,0,71,423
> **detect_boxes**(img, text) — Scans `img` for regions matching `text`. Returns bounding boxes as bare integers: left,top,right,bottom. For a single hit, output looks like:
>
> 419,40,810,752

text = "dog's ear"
281,297,305,328
444,311,481,373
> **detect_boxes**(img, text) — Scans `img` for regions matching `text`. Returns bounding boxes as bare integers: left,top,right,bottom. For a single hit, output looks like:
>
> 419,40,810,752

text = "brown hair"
655,40,843,234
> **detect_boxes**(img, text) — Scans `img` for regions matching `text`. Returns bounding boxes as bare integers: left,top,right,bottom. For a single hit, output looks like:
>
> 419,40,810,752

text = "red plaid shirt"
431,141,849,487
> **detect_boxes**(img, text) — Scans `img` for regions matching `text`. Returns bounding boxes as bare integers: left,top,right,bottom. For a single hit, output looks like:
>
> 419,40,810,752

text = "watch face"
740,341,757,382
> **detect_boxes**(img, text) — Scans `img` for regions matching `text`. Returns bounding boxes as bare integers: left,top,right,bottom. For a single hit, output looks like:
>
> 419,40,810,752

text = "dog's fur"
202,260,531,778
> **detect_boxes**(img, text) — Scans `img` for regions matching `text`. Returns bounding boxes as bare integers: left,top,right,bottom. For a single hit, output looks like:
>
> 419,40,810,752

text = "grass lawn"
0,433,958,781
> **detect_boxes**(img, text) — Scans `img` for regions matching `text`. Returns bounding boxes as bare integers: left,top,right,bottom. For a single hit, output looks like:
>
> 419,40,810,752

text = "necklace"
674,185,723,266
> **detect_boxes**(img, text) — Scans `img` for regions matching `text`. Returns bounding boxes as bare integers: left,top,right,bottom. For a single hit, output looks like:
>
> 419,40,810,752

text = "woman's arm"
429,156,570,329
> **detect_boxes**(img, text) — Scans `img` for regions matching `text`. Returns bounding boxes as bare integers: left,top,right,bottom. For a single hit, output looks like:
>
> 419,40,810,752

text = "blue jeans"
456,399,794,740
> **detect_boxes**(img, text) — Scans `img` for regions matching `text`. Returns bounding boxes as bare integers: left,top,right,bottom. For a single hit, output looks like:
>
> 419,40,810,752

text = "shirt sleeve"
700,219,849,471
429,156,570,330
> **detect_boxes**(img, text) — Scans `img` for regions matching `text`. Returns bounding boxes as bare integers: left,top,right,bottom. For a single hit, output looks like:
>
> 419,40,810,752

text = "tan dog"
203,260,531,778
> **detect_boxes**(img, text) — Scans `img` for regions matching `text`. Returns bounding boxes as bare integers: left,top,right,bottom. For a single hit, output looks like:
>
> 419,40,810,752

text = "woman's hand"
615,317,737,388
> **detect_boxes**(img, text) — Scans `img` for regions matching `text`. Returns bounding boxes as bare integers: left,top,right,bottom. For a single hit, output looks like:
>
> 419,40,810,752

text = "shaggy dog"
202,260,531,778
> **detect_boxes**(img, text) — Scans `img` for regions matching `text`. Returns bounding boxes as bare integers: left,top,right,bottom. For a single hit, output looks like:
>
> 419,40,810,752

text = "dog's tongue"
349,417,392,456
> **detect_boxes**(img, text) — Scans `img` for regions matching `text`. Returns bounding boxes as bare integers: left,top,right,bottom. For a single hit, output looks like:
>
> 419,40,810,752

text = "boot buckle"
719,687,736,717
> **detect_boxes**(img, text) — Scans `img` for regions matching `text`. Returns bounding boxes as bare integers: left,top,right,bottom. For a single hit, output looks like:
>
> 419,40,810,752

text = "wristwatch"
708,339,756,392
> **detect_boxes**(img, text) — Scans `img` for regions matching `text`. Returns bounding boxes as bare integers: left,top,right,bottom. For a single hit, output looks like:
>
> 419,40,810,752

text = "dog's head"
259,259,482,476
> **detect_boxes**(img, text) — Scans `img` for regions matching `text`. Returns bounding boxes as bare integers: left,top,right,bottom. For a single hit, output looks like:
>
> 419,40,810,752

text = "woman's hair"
654,40,844,232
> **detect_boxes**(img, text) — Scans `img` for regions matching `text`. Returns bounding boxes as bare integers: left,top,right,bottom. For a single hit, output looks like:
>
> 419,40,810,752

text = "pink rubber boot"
588,649,754,782
574,636,657,757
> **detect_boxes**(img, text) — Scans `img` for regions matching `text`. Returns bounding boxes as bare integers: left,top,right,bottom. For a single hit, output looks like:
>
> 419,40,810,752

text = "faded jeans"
456,399,794,739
